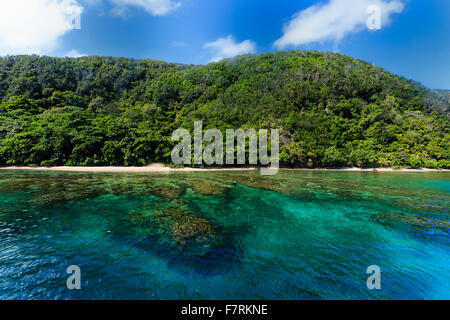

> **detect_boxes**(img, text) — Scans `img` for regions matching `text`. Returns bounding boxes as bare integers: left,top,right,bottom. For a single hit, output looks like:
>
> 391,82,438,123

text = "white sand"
283,167,449,172
0,163,258,173
0,163,448,173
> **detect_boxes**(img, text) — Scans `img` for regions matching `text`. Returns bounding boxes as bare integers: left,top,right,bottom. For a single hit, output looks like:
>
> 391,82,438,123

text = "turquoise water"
0,170,449,300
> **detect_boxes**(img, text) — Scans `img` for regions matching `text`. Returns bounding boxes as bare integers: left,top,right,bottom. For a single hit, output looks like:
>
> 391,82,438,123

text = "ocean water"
0,170,448,300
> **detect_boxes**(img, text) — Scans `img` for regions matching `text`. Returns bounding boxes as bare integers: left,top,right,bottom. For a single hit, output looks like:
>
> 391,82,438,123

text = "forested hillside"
0,51,448,168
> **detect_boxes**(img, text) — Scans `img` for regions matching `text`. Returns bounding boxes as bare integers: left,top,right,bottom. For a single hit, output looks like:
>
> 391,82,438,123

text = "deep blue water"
0,170,449,299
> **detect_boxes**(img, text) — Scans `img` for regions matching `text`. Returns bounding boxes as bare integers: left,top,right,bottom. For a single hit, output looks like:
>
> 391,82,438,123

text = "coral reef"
156,207,214,242
188,180,228,195
371,212,450,230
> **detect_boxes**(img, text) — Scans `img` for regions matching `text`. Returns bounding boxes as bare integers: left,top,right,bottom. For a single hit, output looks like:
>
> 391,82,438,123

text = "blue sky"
0,0,449,89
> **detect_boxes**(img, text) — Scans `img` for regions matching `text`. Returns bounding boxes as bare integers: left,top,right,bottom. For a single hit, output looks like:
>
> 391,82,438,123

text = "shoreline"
0,164,448,173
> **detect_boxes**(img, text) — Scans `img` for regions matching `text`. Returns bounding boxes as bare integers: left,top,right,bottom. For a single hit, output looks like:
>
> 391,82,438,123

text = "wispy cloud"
274,0,404,49
110,0,181,16
0,0,83,56
65,49,88,57
203,35,256,62
170,41,185,47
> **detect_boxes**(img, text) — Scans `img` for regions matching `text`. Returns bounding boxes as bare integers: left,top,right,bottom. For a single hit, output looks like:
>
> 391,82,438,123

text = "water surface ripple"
0,170,449,299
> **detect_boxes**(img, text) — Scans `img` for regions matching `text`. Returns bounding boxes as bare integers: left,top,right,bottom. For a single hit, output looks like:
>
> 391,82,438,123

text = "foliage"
0,52,448,168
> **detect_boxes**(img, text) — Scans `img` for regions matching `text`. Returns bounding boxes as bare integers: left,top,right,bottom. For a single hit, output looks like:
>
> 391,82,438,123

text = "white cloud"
274,0,404,49
110,0,181,16
82,0,102,5
65,49,88,57
203,35,257,62
0,0,83,56
171,41,185,47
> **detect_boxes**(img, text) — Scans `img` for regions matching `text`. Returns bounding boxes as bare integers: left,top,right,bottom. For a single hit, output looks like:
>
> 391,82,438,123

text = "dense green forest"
0,51,448,168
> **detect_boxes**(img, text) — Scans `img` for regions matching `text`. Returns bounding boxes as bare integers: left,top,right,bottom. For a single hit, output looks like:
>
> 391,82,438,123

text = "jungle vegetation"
0,51,448,168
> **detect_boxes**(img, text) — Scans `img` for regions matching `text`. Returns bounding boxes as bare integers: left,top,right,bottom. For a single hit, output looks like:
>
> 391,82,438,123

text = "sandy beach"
0,163,448,173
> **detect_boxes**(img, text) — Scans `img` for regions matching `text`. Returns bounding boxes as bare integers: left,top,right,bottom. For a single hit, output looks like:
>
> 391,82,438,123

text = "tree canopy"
0,51,448,168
